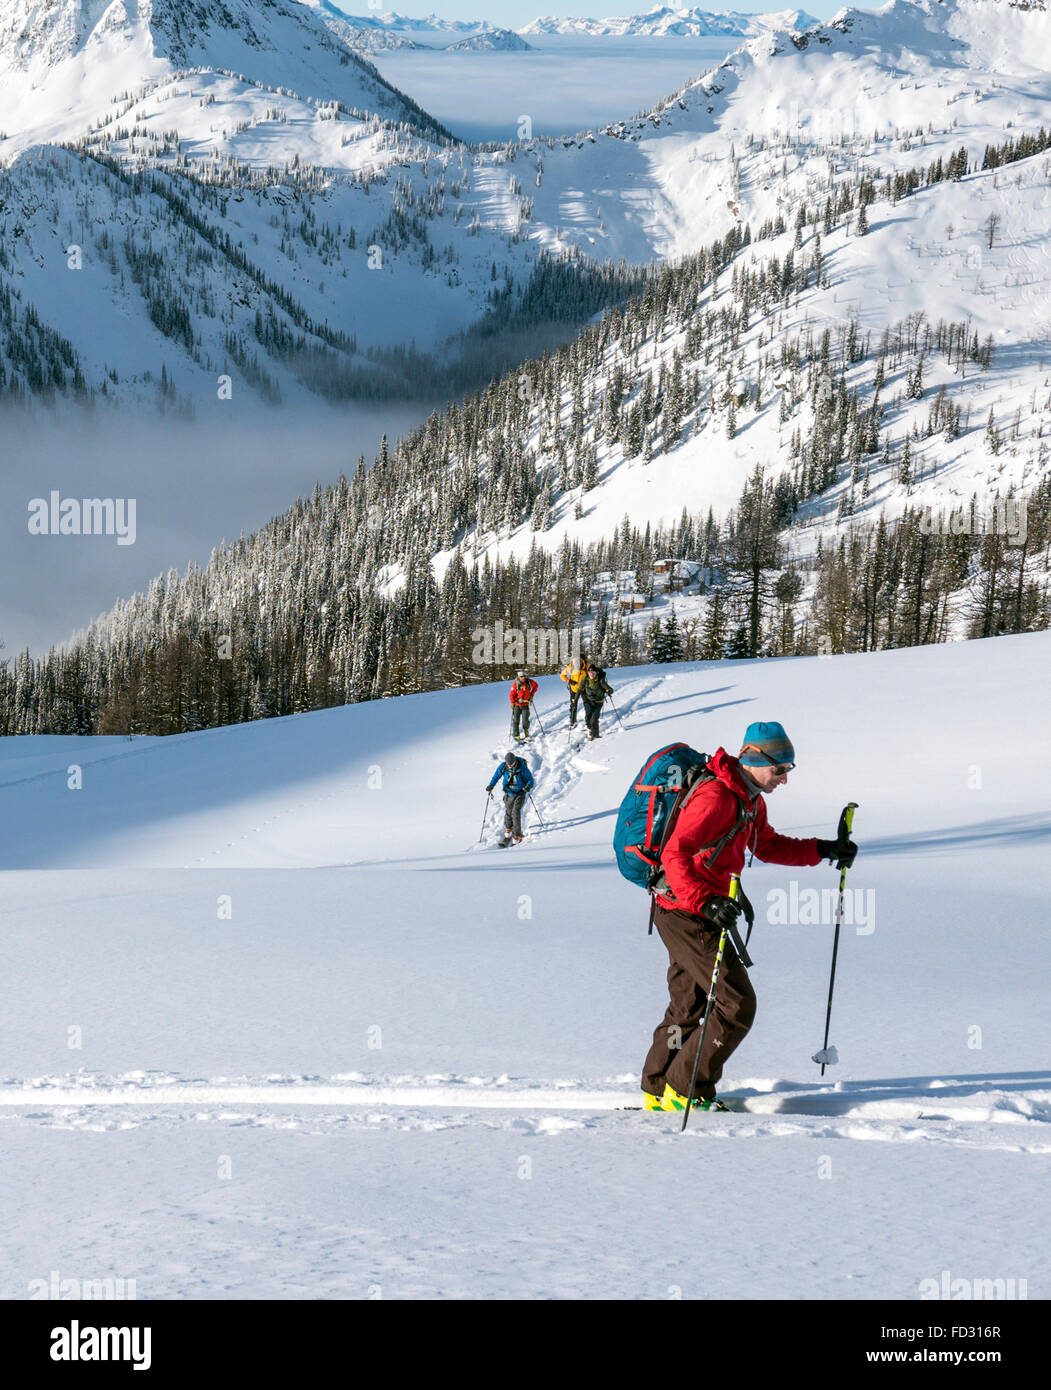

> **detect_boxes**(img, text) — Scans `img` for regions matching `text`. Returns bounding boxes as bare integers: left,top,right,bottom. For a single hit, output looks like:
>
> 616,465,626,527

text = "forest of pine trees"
3,475,1047,737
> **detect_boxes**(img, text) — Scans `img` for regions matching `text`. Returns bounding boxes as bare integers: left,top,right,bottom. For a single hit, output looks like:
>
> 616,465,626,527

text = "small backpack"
613,742,752,932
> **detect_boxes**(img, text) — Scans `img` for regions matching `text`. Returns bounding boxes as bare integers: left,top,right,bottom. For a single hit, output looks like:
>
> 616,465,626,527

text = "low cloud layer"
1,400,433,656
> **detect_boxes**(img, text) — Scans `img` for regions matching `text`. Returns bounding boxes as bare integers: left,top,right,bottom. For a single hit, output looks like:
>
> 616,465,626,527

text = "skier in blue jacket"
486,750,535,845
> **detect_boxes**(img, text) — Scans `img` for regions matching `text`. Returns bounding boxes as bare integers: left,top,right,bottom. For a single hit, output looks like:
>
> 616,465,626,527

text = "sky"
330,2,848,28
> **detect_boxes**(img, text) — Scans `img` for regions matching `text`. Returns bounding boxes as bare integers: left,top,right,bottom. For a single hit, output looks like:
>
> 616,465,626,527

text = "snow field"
0,634,1048,1295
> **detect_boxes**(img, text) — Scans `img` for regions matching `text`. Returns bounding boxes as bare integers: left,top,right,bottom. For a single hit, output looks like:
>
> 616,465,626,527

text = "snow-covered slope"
444,29,534,53
1,635,1048,1295
373,1,1045,586
3,0,1050,429
404,0,1051,571
502,0,1051,262
0,139,550,406
0,0,451,154
439,137,1051,584
5,632,1045,871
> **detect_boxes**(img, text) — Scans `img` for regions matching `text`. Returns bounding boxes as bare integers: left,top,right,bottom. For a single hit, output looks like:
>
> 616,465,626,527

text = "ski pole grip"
837,801,858,841
728,874,740,901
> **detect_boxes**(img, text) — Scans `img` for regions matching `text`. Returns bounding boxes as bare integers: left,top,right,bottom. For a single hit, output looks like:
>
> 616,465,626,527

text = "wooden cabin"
617,593,647,614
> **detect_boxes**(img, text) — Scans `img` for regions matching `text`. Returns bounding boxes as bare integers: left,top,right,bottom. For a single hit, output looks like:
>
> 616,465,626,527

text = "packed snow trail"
3,1069,1050,1129
476,672,665,849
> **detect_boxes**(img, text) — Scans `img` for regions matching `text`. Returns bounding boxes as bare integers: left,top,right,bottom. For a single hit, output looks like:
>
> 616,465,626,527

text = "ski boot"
661,1083,729,1112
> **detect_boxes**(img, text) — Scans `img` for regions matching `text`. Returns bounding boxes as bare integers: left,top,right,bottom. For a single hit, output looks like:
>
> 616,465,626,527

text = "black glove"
701,894,743,931
816,836,858,869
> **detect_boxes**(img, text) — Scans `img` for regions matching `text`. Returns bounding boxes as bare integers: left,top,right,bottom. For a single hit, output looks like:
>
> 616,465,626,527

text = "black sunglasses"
746,747,795,775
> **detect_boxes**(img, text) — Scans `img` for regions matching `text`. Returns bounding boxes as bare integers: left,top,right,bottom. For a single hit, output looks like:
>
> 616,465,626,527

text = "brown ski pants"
642,904,757,1101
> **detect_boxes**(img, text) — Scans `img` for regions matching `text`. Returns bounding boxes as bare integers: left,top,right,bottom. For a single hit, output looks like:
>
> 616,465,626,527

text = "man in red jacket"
642,720,857,1113
509,669,539,741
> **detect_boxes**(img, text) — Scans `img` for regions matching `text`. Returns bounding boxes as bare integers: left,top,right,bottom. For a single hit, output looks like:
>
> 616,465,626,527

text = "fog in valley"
0,400,436,657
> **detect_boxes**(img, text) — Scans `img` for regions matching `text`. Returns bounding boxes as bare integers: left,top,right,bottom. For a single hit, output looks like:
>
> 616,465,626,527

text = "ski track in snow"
168,675,664,866
3,1069,1050,1154
159,673,664,866
477,672,667,850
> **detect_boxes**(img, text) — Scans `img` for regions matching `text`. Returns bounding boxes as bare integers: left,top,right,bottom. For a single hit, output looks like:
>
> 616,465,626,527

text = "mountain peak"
0,0,453,148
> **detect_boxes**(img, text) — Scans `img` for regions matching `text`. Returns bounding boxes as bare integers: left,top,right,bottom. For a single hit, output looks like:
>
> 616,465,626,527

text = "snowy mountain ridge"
308,7,497,36
502,0,1051,268
0,0,453,152
444,29,534,52
2,0,371,70
520,6,819,37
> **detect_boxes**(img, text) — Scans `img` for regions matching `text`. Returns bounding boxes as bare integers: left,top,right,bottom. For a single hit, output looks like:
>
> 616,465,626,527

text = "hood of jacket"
707,747,758,803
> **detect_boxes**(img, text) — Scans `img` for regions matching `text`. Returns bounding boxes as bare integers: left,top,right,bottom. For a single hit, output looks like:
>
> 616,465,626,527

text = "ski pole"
681,875,738,1133
527,790,546,830
606,693,624,727
529,700,545,735
814,802,859,1076
478,790,493,842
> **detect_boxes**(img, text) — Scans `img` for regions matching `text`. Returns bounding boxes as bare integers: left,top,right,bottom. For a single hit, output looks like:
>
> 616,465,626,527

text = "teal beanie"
740,721,796,767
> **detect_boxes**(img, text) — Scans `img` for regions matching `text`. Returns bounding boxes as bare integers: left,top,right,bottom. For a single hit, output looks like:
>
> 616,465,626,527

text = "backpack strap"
641,764,707,933
648,779,755,904
645,765,713,908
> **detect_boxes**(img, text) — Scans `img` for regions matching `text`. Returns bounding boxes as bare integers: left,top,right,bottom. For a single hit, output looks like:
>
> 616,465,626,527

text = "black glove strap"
735,882,756,946
725,917,753,969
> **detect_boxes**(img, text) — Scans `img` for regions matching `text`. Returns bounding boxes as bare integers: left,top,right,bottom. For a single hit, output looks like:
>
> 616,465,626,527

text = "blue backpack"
614,742,750,932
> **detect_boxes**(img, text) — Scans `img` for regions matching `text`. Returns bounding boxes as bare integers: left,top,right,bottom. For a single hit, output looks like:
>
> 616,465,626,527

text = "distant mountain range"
313,5,818,43
519,7,820,38
302,5,532,51
314,8,499,35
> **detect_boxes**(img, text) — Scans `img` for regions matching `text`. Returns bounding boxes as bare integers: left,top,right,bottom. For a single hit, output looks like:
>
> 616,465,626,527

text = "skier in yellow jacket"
559,655,589,728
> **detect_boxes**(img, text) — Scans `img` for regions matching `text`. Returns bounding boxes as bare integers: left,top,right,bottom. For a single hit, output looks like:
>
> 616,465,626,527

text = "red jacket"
510,678,538,706
656,747,820,916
